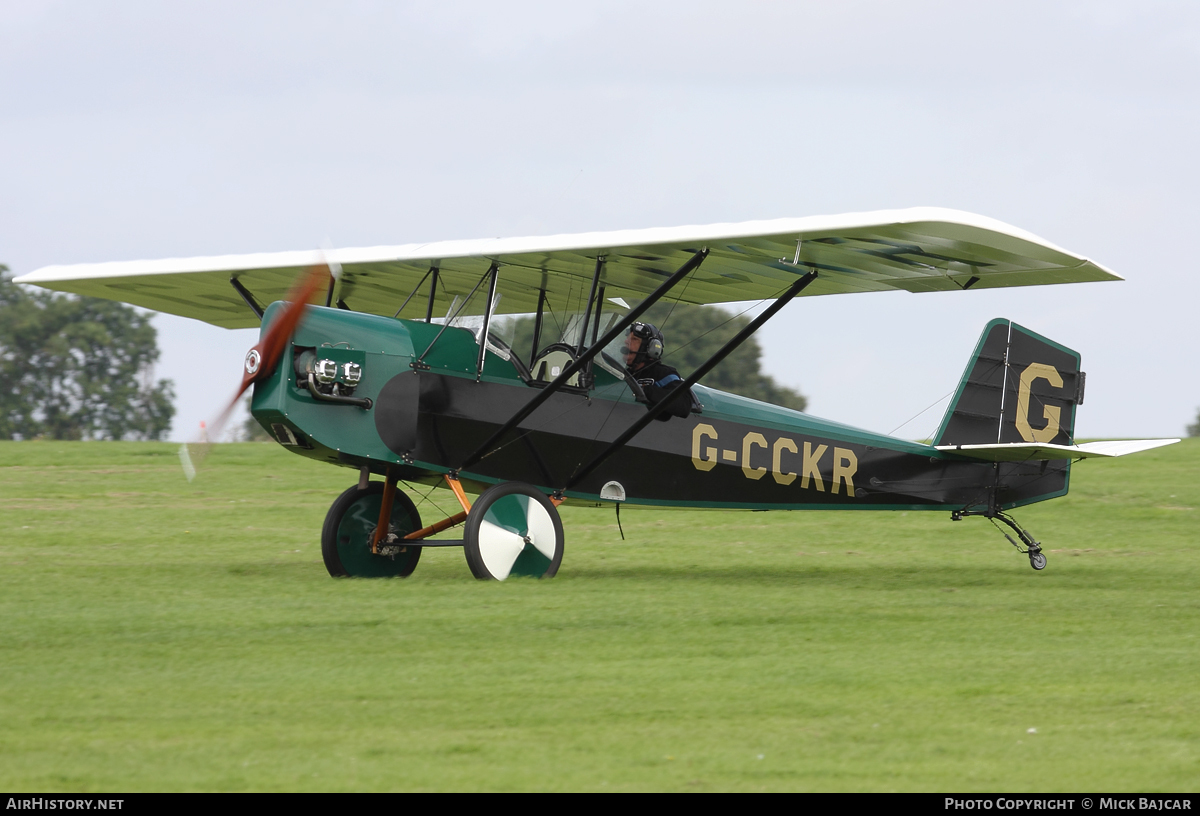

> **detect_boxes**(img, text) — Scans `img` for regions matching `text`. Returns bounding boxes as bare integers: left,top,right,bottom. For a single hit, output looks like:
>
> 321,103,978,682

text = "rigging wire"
403,478,454,524
887,388,956,439
659,297,771,364
654,265,695,336
543,292,563,347
564,381,631,485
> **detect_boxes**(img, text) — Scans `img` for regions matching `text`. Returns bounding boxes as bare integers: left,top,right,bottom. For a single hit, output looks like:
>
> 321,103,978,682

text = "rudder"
935,319,1085,447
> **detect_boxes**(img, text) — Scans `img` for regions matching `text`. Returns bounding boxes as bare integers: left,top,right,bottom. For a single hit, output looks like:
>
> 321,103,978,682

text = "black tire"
463,482,564,581
1029,552,1047,571
321,482,422,578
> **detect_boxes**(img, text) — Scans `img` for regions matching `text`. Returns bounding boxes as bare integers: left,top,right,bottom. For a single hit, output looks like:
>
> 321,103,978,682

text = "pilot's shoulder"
645,361,681,378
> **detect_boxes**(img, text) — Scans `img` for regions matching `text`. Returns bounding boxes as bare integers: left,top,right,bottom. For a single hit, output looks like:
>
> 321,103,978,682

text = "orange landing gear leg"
370,471,398,554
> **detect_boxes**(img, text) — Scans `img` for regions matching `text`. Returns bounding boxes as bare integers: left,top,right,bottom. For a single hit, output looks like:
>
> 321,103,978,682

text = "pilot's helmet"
622,321,664,364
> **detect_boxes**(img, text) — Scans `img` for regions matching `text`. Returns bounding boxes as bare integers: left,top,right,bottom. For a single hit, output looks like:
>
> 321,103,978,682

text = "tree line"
506,300,808,411
0,266,174,440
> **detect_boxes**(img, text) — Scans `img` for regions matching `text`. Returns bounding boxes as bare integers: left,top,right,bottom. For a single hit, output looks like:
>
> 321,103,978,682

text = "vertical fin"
936,319,1083,447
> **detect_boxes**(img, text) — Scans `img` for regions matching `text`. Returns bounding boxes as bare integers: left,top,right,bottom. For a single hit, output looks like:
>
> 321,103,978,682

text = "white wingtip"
1074,439,1181,457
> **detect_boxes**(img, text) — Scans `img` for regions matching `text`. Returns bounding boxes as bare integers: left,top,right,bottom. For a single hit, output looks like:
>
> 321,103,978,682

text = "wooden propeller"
180,263,329,480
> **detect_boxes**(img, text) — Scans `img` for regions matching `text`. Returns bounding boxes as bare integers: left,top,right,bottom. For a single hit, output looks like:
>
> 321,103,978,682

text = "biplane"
17,207,1178,578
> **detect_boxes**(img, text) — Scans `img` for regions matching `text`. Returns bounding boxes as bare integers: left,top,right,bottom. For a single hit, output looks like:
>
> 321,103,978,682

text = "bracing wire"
659,297,771,364
888,389,957,439
655,267,695,335
564,382,630,485
403,479,454,524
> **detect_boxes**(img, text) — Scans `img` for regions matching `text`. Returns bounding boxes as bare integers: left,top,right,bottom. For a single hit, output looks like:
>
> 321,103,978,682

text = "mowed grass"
0,440,1197,792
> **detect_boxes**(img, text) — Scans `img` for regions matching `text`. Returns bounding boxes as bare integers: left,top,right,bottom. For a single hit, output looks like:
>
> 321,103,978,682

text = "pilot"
621,321,693,419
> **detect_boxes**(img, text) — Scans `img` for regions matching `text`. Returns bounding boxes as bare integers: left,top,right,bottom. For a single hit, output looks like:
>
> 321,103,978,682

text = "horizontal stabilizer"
936,439,1180,462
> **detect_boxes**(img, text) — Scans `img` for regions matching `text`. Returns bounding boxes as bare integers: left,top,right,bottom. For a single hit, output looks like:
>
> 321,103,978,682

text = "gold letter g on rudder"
1015,363,1063,443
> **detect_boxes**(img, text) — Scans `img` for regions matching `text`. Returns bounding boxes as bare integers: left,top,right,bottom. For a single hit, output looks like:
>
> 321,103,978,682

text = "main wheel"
322,482,422,578
463,482,564,581
1029,551,1047,571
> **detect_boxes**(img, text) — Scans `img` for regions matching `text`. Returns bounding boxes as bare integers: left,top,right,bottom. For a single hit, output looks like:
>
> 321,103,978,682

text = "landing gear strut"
952,505,1046,571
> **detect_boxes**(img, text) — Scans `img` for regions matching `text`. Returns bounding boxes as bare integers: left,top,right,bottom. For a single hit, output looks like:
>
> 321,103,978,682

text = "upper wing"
14,207,1120,329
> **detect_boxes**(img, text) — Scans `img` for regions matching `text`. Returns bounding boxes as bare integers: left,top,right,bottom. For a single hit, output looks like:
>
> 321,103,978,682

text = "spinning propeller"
179,263,331,480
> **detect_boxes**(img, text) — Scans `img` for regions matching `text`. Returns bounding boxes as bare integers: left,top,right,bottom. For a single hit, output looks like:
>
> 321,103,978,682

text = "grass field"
0,439,1196,791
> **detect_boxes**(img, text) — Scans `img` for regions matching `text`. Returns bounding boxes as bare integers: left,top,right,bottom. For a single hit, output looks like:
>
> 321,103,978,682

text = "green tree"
506,300,807,411
1188,408,1200,438
0,266,175,440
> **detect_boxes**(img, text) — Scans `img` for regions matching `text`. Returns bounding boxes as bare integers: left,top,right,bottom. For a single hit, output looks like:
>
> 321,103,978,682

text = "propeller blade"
237,262,329,398
181,263,330,480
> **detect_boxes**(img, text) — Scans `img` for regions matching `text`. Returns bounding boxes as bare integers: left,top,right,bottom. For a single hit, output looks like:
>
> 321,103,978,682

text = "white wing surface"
935,439,1180,462
15,207,1120,329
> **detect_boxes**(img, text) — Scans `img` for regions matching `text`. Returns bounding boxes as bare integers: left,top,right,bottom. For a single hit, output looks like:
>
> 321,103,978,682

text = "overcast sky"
2,1,1197,441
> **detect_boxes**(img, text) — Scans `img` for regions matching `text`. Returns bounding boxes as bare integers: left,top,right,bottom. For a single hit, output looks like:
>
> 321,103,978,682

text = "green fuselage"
250,304,1069,512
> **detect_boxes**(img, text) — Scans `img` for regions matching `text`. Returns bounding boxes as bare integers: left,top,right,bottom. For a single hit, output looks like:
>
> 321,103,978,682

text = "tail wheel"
463,482,564,581
321,482,422,578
